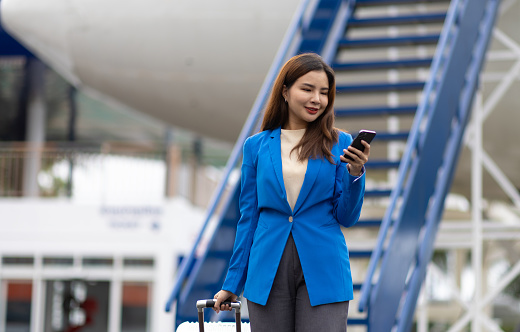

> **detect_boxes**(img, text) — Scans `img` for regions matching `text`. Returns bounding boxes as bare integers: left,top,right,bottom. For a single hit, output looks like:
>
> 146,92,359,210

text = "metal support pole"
108,256,123,332
471,92,484,332
67,86,77,197
23,58,47,197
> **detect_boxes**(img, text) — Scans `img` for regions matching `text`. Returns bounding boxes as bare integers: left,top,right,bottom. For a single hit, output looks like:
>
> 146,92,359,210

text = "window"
2,257,34,266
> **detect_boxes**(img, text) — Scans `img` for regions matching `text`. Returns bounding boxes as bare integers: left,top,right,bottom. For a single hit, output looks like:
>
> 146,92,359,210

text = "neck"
283,122,307,130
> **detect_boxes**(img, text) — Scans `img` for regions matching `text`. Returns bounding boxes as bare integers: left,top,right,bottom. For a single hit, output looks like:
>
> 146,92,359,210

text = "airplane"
0,0,302,142
1,0,519,198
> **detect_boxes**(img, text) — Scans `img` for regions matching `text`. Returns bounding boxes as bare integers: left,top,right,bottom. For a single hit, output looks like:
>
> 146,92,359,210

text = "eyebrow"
301,83,329,90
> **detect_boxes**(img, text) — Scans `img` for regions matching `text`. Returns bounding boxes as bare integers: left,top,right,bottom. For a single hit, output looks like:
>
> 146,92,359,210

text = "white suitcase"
176,299,251,332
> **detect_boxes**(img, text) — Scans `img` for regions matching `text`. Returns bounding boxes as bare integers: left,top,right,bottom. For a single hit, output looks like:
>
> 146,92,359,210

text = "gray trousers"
247,234,349,332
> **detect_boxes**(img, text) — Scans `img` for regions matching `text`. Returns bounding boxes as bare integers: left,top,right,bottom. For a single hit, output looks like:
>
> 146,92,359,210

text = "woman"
213,53,370,331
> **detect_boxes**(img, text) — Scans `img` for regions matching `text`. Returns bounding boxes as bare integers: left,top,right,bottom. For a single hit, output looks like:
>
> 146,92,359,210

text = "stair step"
339,34,439,48
333,58,432,71
355,219,383,227
336,81,425,93
353,283,363,291
365,189,392,197
366,160,401,169
335,105,418,116
349,250,373,258
347,131,408,142
356,0,450,6
349,12,446,27
348,318,370,325
375,131,409,141
346,131,408,142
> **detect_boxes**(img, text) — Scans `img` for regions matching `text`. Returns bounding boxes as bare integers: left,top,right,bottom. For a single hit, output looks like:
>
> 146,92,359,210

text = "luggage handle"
196,299,242,332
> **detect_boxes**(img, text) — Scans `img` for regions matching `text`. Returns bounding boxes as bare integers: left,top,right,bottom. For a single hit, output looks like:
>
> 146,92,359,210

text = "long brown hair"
261,53,339,164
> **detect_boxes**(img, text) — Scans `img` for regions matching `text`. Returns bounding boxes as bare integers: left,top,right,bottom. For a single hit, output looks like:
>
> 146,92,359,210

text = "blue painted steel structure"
166,0,500,330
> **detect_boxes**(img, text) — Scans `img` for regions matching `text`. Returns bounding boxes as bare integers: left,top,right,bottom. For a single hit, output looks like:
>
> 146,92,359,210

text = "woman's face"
282,70,329,130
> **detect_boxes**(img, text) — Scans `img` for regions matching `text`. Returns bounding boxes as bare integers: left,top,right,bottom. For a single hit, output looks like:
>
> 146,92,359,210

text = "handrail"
358,0,462,312
396,1,500,330
165,0,317,312
321,0,357,64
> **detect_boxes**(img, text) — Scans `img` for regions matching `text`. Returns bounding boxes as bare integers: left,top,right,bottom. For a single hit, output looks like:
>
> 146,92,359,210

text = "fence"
0,142,234,208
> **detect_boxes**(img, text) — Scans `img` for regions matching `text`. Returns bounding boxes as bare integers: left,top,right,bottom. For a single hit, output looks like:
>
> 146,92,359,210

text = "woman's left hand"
340,140,371,176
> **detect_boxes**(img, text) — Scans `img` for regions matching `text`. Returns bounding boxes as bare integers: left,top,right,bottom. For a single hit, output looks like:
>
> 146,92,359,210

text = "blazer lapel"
268,127,287,201
293,157,322,214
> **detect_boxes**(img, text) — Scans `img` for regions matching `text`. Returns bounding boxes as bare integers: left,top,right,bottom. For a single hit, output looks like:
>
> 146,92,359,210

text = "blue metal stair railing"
395,1,500,330
357,0,501,330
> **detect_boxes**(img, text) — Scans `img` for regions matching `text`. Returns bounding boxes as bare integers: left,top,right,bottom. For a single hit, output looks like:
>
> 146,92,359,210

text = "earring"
284,99,287,103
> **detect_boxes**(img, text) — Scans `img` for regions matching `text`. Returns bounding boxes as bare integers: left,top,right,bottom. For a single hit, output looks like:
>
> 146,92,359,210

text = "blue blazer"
222,127,365,306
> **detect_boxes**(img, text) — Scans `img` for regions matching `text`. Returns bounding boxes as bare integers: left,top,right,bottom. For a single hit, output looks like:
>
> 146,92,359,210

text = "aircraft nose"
1,0,80,83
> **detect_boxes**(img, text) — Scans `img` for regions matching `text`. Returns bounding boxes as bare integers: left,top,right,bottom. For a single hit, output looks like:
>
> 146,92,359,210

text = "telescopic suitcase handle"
196,299,242,332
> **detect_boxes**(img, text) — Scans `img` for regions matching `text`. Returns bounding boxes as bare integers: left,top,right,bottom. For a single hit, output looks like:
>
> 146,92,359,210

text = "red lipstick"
306,107,318,115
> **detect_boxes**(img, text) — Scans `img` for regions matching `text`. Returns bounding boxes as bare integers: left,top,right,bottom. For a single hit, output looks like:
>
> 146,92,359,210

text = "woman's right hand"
213,290,238,313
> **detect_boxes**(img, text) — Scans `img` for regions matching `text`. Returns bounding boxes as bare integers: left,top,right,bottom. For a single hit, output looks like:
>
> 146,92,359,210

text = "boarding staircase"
166,0,500,330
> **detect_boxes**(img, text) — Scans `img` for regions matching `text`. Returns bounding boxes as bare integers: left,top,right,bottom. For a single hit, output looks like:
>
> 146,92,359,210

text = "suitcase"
176,299,251,332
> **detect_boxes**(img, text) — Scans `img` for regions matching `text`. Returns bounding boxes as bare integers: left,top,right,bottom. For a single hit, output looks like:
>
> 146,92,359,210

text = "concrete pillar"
23,58,47,197
190,138,202,205
108,256,123,332
151,250,175,332
67,86,77,197
0,280,7,332
165,129,180,198
30,255,44,332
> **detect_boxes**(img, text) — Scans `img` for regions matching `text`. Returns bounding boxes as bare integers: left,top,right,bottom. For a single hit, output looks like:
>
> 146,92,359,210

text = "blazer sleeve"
221,137,260,296
332,133,366,228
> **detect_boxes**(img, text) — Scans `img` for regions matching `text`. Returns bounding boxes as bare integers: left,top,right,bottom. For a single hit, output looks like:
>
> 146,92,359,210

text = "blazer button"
288,216,293,223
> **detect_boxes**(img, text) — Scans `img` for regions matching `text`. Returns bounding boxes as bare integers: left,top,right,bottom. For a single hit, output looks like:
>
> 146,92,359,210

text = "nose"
310,91,320,105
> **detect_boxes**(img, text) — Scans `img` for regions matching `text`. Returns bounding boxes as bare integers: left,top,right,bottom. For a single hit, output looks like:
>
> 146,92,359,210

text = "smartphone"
344,130,376,161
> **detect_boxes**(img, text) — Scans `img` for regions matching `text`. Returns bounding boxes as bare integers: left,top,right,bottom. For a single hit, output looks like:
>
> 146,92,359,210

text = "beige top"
280,128,308,211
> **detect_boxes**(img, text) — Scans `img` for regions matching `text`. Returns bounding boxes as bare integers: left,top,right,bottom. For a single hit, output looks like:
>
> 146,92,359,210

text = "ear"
282,85,288,100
